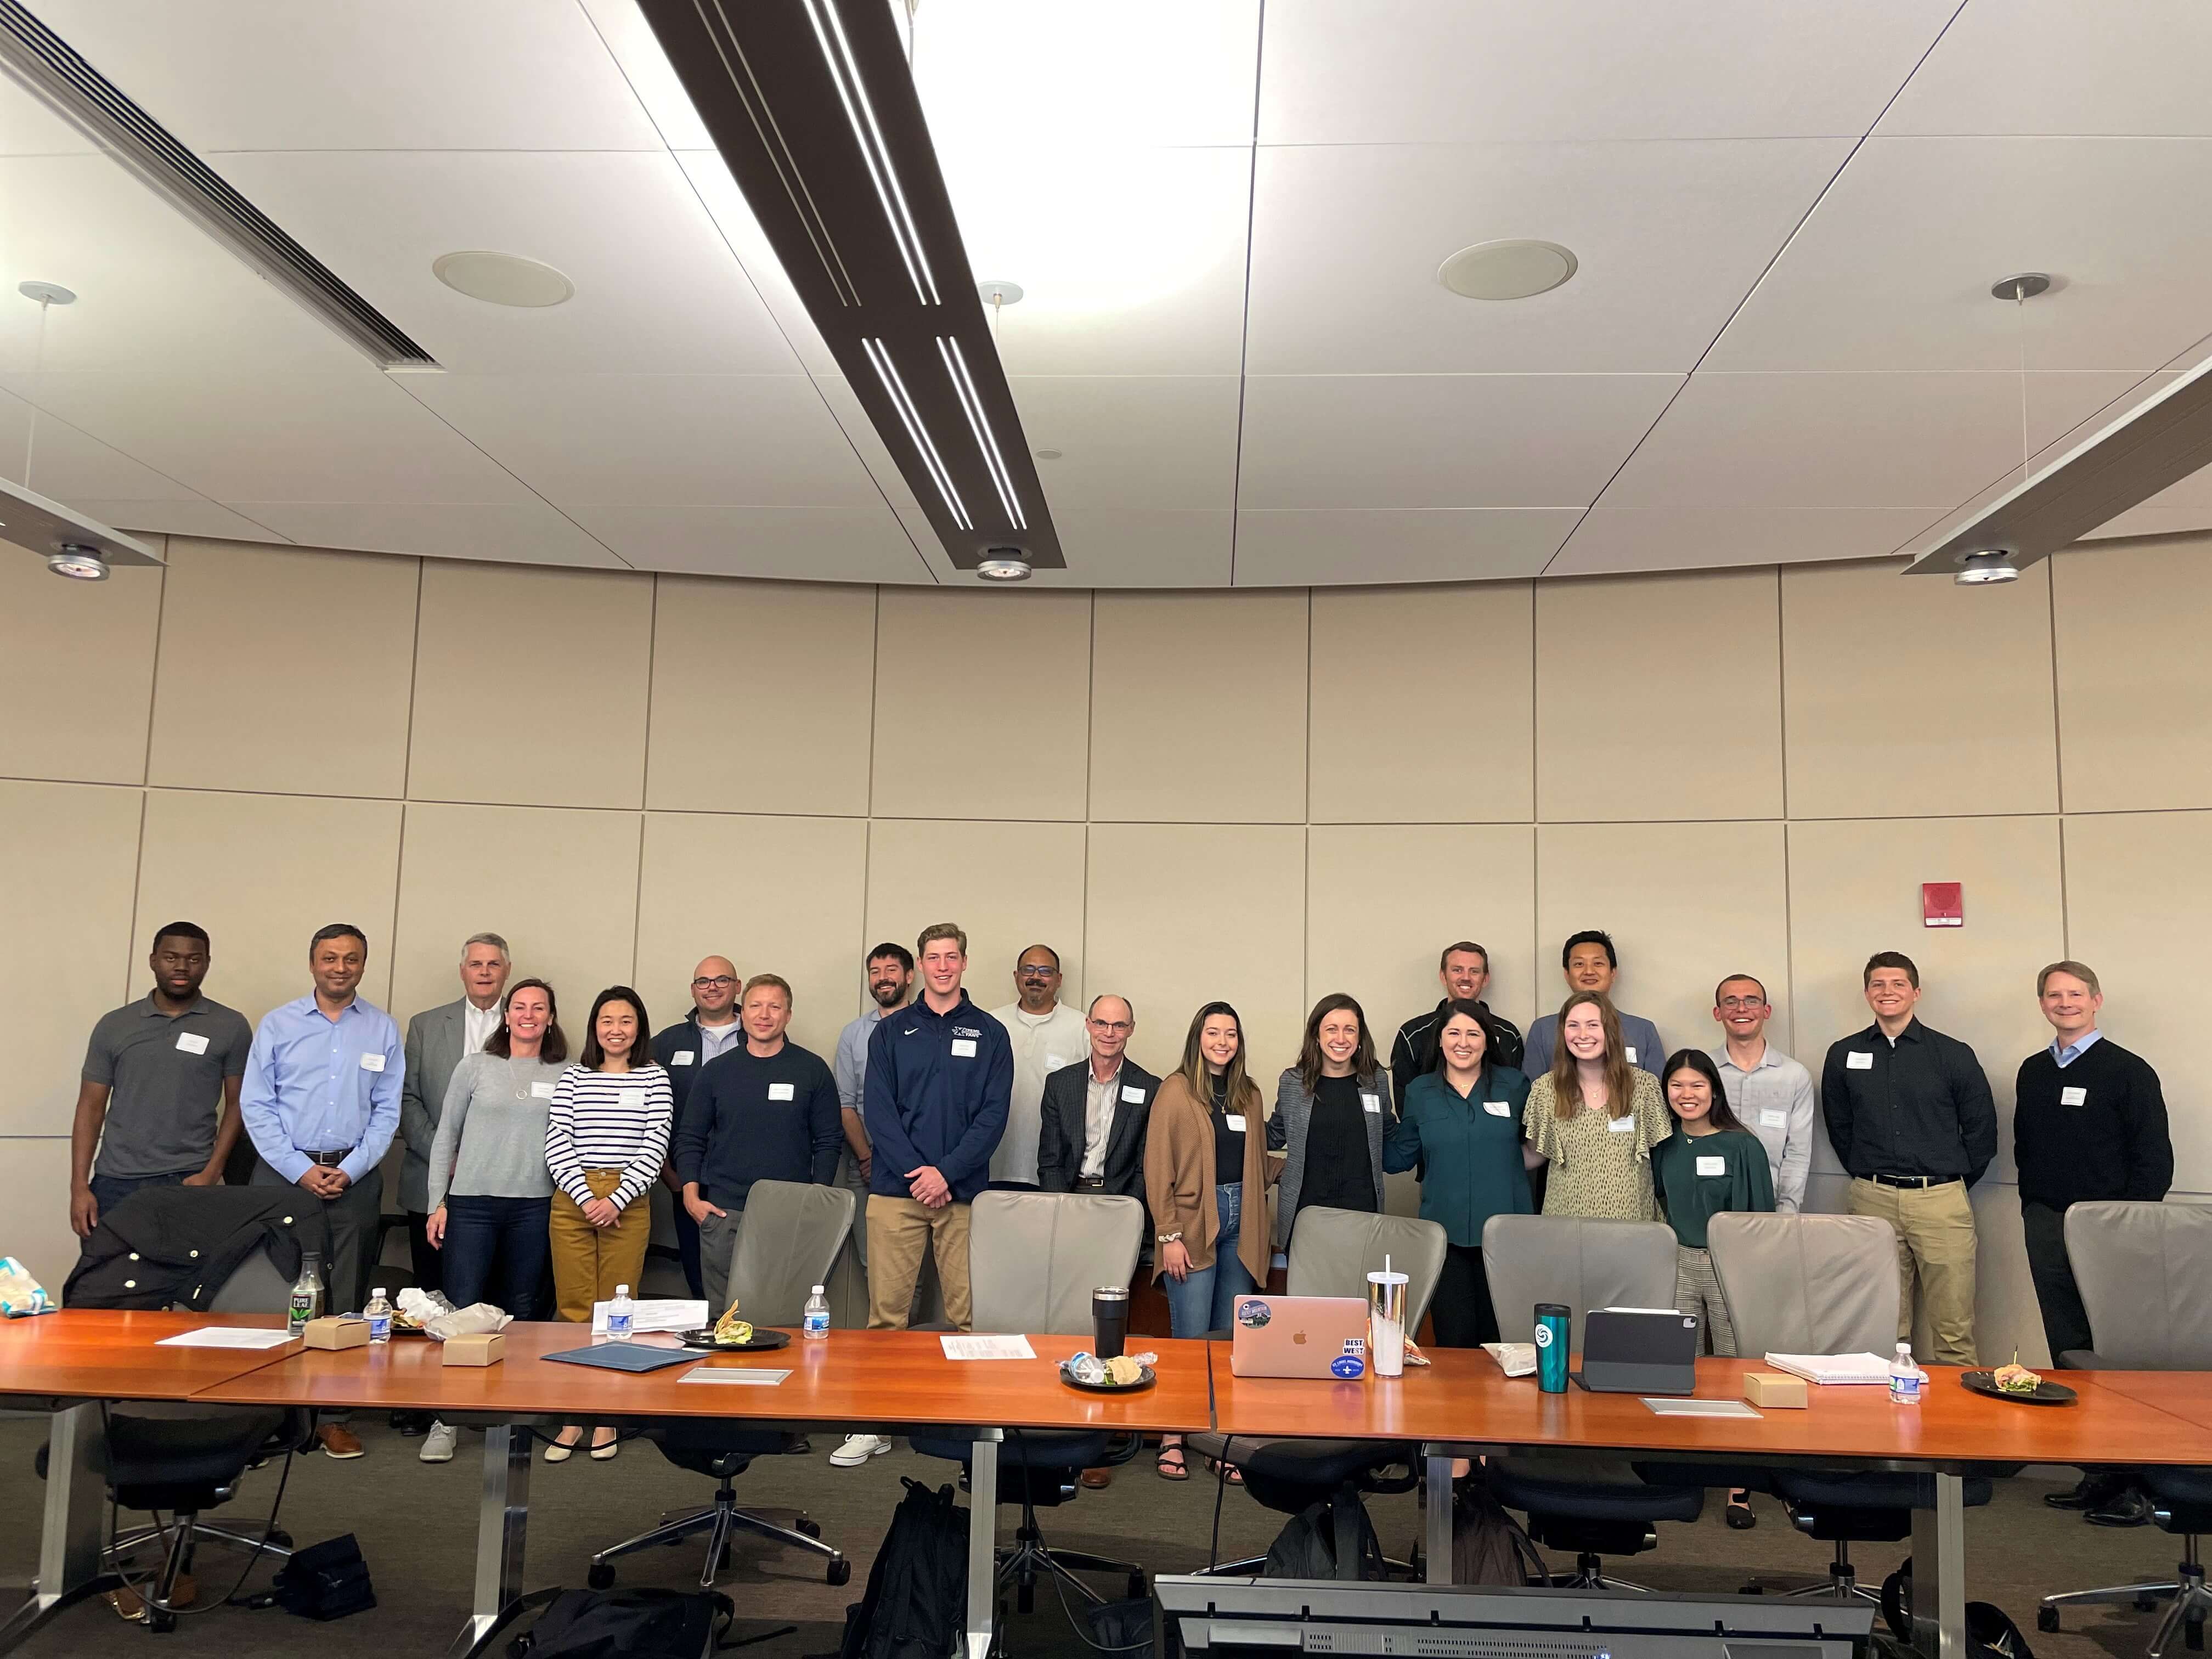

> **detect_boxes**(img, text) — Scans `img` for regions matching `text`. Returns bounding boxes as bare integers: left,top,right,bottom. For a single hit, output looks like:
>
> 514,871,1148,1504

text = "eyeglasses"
691,975,736,990
1718,996,1768,1011
1017,966,1059,979
1089,1020,1132,1035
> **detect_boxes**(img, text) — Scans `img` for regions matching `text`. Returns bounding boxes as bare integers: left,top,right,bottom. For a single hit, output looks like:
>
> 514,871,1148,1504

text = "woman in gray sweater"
426,979,567,1318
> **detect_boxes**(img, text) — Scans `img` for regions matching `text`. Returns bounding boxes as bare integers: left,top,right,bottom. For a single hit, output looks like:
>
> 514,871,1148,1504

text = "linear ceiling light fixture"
798,0,938,306
938,335,1024,529
0,0,437,370
864,336,969,529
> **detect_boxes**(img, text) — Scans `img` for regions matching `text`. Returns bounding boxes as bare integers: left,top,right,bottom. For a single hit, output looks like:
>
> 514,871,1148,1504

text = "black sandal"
1725,1492,1756,1530
1156,1443,1189,1481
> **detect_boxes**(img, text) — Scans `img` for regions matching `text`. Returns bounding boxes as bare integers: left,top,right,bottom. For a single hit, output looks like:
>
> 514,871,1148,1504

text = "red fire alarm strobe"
1922,882,1963,927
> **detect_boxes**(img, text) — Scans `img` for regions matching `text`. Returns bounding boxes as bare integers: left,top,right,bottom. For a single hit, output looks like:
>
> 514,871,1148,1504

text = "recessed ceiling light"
1034,449,1063,461
977,279,1024,307
975,550,1032,582
18,280,75,306
48,543,109,580
1990,273,2052,301
432,251,574,308
1438,239,1577,301
1954,550,2021,585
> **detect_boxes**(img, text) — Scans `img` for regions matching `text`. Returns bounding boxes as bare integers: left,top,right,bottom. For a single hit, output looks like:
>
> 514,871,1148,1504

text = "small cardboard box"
303,1316,369,1351
443,1331,505,1367
1743,1370,1809,1408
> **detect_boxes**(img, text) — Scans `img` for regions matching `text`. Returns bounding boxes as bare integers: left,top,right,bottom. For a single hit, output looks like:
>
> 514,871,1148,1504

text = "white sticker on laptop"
768,1082,795,1102
1696,1155,1726,1177
1846,1051,1874,1070
2060,1085,2088,1107
174,1031,209,1056
950,1038,977,1058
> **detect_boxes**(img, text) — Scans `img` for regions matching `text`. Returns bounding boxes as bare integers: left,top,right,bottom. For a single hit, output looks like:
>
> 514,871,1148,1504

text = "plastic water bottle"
803,1284,831,1340
608,1284,635,1342
1889,1340,1922,1405
364,1286,393,1345
287,1253,324,1336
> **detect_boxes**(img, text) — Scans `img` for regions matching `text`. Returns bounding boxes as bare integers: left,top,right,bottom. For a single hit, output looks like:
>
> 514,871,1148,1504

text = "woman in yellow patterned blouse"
1522,991,1671,1220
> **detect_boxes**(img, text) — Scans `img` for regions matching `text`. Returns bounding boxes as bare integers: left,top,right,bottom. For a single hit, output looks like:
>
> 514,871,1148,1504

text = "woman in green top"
1522,992,1671,1220
1384,1000,1533,1346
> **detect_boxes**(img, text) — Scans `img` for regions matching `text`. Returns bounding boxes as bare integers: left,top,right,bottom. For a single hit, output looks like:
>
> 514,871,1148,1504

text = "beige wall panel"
646,578,876,817
390,803,639,1030
1309,583,1533,823
149,539,418,798
410,561,653,809
1782,560,2057,819
1536,568,1783,822
2063,810,2212,1190
2052,540,2212,812
1786,815,2063,1186
1535,821,1791,1073
863,819,1088,1018
635,812,868,1058
1085,823,1307,1085
870,590,1091,820
9,1139,85,1303
0,783,142,1135
1306,824,1539,1047
1090,590,1308,823
0,556,162,783
134,788,404,1023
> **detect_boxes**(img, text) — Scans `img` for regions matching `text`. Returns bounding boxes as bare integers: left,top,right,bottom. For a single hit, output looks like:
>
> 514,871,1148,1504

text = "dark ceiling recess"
638,0,1063,572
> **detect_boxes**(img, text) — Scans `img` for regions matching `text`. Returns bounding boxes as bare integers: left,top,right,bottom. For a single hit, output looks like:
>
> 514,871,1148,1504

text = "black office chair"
589,1181,854,1590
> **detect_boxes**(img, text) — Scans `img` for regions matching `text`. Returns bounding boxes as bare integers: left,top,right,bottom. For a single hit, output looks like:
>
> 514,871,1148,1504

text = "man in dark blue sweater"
673,973,840,1310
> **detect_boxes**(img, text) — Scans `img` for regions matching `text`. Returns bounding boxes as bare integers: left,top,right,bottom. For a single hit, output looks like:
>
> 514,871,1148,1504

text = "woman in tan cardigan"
1144,1000,1282,1479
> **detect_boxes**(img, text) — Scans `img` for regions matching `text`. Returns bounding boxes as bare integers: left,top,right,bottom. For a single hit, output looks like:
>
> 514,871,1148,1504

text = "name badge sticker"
950,1038,978,1058
1120,1085,1146,1103
1361,1092,1382,1114
673,1051,695,1066
530,1081,556,1099
175,1031,210,1056
1483,1099,1512,1118
1046,1054,1067,1071
1846,1051,1875,1071
1223,1113,1247,1132
1607,1114,1636,1133
1759,1108,1788,1128
768,1082,795,1102
359,1052,385,1072
617,1088,646,1111
2059,1085,2088,1107
1625,1047,1638,1065
1696,1155,1727,1177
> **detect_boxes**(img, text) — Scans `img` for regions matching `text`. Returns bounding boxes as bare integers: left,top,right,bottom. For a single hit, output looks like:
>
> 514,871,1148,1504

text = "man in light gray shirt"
398,932,510,1295
1522,931,1666,1078
1708,972,1817,1214
832,943,915,1264
987,944,1088,1189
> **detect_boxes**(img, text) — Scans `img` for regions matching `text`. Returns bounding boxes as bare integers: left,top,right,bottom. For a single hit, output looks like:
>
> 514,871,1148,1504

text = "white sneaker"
419,1421,458,1464
830,1433,890,1468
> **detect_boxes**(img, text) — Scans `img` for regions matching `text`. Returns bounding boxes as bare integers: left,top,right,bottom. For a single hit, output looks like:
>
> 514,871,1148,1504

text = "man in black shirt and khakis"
1821,951,1997,1368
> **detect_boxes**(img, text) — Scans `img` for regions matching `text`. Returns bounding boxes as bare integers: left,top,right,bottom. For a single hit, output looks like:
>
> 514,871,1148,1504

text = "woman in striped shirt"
544,984,673,1461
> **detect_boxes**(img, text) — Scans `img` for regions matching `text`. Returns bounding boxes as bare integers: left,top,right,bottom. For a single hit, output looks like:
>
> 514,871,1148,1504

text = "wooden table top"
0,1310,300,1401
183,1323,1216,1434
1206,1348,2212,1469
2068,1369,2212,1432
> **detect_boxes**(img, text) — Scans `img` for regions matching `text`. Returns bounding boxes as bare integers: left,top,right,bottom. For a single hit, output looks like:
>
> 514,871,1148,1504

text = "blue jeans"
441,1194,552,1321
1161,1182,1258,1338
88,1171,190,1224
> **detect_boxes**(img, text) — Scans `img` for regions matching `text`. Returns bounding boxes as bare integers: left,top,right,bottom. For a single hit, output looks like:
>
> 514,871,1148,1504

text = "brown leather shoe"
106,1573,198,1620
317,1423,365,1459
1080,1466,1113,1489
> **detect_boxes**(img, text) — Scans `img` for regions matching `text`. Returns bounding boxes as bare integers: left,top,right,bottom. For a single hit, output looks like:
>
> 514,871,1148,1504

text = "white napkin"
1482,1341,1538,1378
425,1302,513,1340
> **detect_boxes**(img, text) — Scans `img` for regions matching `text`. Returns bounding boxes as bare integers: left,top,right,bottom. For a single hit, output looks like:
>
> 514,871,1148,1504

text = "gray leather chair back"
968,1191,1142,1335
2066,1201,2212,1369
1706,1212,1900,1355
202,1242,295,1315
1481,1215,1677,1347
1286,1206,1449,1332
727,1180,855,1328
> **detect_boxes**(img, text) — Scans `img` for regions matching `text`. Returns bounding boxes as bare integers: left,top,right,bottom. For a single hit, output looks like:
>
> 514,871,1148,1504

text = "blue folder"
540,1343,697,1374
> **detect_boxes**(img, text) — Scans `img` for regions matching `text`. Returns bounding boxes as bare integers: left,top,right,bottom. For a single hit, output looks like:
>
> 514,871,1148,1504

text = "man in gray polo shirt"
69,922,252,1240
832,943,916,1266
1707,972,1818,1214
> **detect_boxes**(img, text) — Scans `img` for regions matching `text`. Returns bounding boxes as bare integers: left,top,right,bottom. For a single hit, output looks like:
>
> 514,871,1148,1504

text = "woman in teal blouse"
1384,1000,1533,1346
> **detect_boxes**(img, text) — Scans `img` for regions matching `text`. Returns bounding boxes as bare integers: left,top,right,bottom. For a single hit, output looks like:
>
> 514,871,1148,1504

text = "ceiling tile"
1233,509,1578,584
1259,0,1956,142
574,0,716,150
565,504,931,584
229,501,625,567
1012,378,1240,511
673,150,838,376
1039,510,1234,586
1239,374,1680,509
1249,139,1848,374
85,500,289,543
1545,507,1939,575
0,389,198,500
2080,504,2212,541
0,78,97,156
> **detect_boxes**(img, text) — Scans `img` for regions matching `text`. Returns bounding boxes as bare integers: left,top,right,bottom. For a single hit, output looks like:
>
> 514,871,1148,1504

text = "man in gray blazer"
398,933,511,1293
1036,995,1155,1210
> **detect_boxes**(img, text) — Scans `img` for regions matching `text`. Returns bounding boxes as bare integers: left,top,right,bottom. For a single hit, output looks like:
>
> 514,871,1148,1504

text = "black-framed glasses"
1718,996,1768,1011
1017,966,1059,979
691,975,736,989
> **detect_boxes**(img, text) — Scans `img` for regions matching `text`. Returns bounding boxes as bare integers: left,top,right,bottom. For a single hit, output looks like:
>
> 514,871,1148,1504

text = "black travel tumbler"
1093,1286,1131,1359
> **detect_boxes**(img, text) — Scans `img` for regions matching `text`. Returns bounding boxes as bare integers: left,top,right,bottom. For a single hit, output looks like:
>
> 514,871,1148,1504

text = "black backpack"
1263,1488,1388,1581
837,1479,969,1659
510,1588,733,1659
267,1534,376,1621
1880,1559,2038,1659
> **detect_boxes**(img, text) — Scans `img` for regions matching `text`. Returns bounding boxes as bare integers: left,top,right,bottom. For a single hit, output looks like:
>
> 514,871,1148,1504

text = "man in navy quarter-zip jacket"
861,922,1011,1333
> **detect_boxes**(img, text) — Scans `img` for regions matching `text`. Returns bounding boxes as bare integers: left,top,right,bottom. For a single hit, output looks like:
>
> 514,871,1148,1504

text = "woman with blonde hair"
1522,991,1670,1220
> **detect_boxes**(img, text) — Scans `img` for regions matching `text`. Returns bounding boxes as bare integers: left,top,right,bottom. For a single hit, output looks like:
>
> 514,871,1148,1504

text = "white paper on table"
680,1368,792,1386
940,1334,1036,1360
1763,1351,1894,1385
157,1327,298,1350
591,1299,707,1335
1641,1397,1762,1418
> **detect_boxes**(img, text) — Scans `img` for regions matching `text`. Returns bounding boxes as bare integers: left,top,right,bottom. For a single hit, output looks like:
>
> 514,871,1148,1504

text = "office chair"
1185,1207,1448,1578
589,1180,855,1589
2038,1201,2212,1650
910,1191,1149,1633
1694,1211,1993,1604
1482,1214,1702,1590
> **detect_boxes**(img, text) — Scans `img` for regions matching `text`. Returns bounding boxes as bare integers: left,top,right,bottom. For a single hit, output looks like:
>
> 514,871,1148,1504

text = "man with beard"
832,943,915,1263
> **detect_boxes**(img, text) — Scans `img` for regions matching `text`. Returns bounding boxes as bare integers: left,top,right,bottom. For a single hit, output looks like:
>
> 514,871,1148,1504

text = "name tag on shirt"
175,1031,209,1056
618,1088,646,1111
1759,1108,1788,1128
950,1039,977,1058
1046,1054,1068,1070
359,1052,385,1073
673,1051,695,1066
531,1081,556,1099
1120,1085,1146,1103
768,1082,795,1102
1224,1114,1247,1132
1483,1100,1512,1118
1625,1047,1638,1065
1846,1051,1874,1070
2060,1085,2088,1107
1607,1115,1635,1133
1696,1154,1727,1177
1361,1092,1382,1114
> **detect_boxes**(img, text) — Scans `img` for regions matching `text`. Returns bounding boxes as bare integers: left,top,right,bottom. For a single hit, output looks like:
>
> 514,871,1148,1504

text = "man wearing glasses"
1707,974,1817,1214
651,956,742,1299
986,944,1087,1190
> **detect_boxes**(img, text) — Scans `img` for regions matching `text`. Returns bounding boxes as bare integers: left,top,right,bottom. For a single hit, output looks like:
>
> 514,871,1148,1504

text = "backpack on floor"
837,1478,969,1659
1263,1487,1387,1581
267,1533,376,1621
509,1588,733,1659
1879,1558,2038,1659
1451,1476,1545,1587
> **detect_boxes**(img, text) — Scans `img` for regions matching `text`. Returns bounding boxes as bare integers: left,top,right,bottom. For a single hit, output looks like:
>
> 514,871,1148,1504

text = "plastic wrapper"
425,1301,514,1340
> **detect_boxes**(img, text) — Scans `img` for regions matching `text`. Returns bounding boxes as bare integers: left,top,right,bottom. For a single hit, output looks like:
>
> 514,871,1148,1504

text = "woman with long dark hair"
1273,993,1391,1252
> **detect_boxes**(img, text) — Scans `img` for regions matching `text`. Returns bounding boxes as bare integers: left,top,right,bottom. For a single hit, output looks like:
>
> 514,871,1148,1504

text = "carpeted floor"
0,1414,2192,1658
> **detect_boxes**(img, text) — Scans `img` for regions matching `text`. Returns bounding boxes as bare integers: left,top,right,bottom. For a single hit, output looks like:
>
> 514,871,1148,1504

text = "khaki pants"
1848,1176,1978,1367
549,1170,653,1323
867,1196,970,1330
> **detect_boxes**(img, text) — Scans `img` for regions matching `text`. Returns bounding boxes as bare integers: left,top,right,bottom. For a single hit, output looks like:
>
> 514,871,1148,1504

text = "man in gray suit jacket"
398,933,510,1293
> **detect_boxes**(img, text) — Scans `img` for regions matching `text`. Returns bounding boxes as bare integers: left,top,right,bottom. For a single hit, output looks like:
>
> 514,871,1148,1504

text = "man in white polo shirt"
1707,972,1817,1214
986,944,1086,1190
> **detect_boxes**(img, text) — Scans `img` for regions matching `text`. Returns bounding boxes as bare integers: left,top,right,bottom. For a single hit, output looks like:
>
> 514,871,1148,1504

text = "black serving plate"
676,1327,793,1353
1059,1362,1156,1393
1961,1370,2076,1406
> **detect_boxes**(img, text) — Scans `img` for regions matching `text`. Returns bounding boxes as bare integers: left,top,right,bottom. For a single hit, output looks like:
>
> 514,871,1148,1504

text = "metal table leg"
0,1404,116,1654
450,1424,551,1659
1909,1473,1968,1659
966,1430,1001,1659
1426,1452,1454,1584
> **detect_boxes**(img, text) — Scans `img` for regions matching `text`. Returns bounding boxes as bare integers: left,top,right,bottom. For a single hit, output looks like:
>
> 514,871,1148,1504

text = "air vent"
0,0,438,369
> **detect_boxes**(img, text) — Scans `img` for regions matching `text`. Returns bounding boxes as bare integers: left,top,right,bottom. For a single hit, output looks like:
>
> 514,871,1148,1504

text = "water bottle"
364,1287,393,1344
802,1284,831,1340
1889,1340,1922,1404
287,1252,324,1336
608,1284,635,1342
